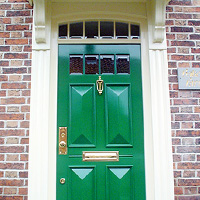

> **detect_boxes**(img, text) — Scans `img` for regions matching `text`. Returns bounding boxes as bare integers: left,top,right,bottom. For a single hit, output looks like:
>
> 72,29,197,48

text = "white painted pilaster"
29,50,51,200
149,49,174,200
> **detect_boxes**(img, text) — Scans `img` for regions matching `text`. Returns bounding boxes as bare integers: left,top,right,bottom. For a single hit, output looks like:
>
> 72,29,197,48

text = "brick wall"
0,0,32,199
166,0,200,199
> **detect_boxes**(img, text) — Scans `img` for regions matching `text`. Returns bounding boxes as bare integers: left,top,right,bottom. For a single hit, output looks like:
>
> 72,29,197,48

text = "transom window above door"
59,21,140,39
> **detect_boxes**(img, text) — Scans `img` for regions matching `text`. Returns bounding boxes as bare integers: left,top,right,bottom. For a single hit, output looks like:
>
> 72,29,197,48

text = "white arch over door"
28,1,174,200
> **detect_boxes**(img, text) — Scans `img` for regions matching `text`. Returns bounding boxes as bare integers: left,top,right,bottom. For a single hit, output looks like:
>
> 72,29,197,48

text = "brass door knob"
60,178,65,184
59,141,66,148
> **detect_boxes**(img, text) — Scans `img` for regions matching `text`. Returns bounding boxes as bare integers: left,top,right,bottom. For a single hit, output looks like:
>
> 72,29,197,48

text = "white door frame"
28,0,174,200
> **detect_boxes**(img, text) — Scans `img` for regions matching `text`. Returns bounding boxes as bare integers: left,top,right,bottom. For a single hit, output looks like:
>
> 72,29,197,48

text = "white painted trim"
29,1,174,200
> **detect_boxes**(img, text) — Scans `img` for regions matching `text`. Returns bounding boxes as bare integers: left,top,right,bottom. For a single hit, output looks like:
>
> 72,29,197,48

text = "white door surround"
28,0,174,200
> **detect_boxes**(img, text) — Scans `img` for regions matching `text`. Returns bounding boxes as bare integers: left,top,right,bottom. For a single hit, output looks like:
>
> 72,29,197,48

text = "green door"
57,44,145,200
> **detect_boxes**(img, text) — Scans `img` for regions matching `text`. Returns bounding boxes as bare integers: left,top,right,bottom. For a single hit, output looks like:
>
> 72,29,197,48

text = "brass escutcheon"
59,141,66,148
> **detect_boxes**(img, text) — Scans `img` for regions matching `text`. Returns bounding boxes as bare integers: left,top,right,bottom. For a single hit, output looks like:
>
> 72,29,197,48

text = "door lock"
59,141,66,148
59,127,67,155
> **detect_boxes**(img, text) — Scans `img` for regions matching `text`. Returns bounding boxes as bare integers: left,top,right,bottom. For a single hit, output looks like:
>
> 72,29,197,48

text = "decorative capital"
33,0,46,44
152,0,170,43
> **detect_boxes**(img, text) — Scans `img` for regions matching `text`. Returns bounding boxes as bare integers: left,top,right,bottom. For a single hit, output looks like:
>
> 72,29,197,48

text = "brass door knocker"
96,76,104,95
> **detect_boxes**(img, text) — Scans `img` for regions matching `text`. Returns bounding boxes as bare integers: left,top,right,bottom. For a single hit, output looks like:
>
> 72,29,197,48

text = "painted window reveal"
70,55,130,75
59,21,140,39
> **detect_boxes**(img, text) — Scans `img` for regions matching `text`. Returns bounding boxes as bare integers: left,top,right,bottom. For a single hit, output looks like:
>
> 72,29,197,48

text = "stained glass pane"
85,55,99,74
70,55,83,74
116,55,130,74
100,55,114,74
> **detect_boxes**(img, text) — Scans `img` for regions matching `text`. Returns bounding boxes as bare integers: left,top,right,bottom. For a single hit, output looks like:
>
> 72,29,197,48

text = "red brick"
177,146,200,153
0,146,24,153
190,34,200,40
177,130,200,137
24,31,32,37
175,114,200,121
192,48,200,53
171,41,195,46
178,163,200,169
21,106,30,112
171,55,194,61
1,83,26,89
6,25,29,31
0,163,24,170
172,138,181,145
184,187,198,195
181,122,193,129
1,98,25,105
19,172,28,178
0,129,25,137
7,10,30,17
0,75,8,81
0,114,24,120
20,121,29,129
174,99,198,105
171,27,193,32
4,53,28,59
174,187,183,195
0,32,10,38
0,4,11,10
188,20,200,26
0,179,24,186
20,154,28,161
168,62,177,68
0,197,23,200
178,179,200,186
24,46,32,52
5,39,28,45
0,61,9,66
192,63,200,68
169,0,192,6
3,68,27,74
25,17,32,23
169,13,192,19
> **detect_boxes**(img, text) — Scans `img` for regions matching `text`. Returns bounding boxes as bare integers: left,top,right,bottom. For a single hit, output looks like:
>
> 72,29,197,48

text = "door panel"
106,166,133,200
106,84,132,147
57,44,145,200
68,166,96,200
69,84,96,147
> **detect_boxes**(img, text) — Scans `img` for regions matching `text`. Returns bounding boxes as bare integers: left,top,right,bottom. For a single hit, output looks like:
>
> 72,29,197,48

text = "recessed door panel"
106,166,133,200
106,84,132,147
69,84,96,147
68,166,96,200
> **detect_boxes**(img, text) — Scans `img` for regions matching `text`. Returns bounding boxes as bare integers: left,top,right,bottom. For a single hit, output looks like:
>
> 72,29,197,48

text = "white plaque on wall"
178,68,200,89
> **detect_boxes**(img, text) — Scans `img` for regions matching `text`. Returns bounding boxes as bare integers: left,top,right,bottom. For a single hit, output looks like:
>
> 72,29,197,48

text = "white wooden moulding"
29,0,174,200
